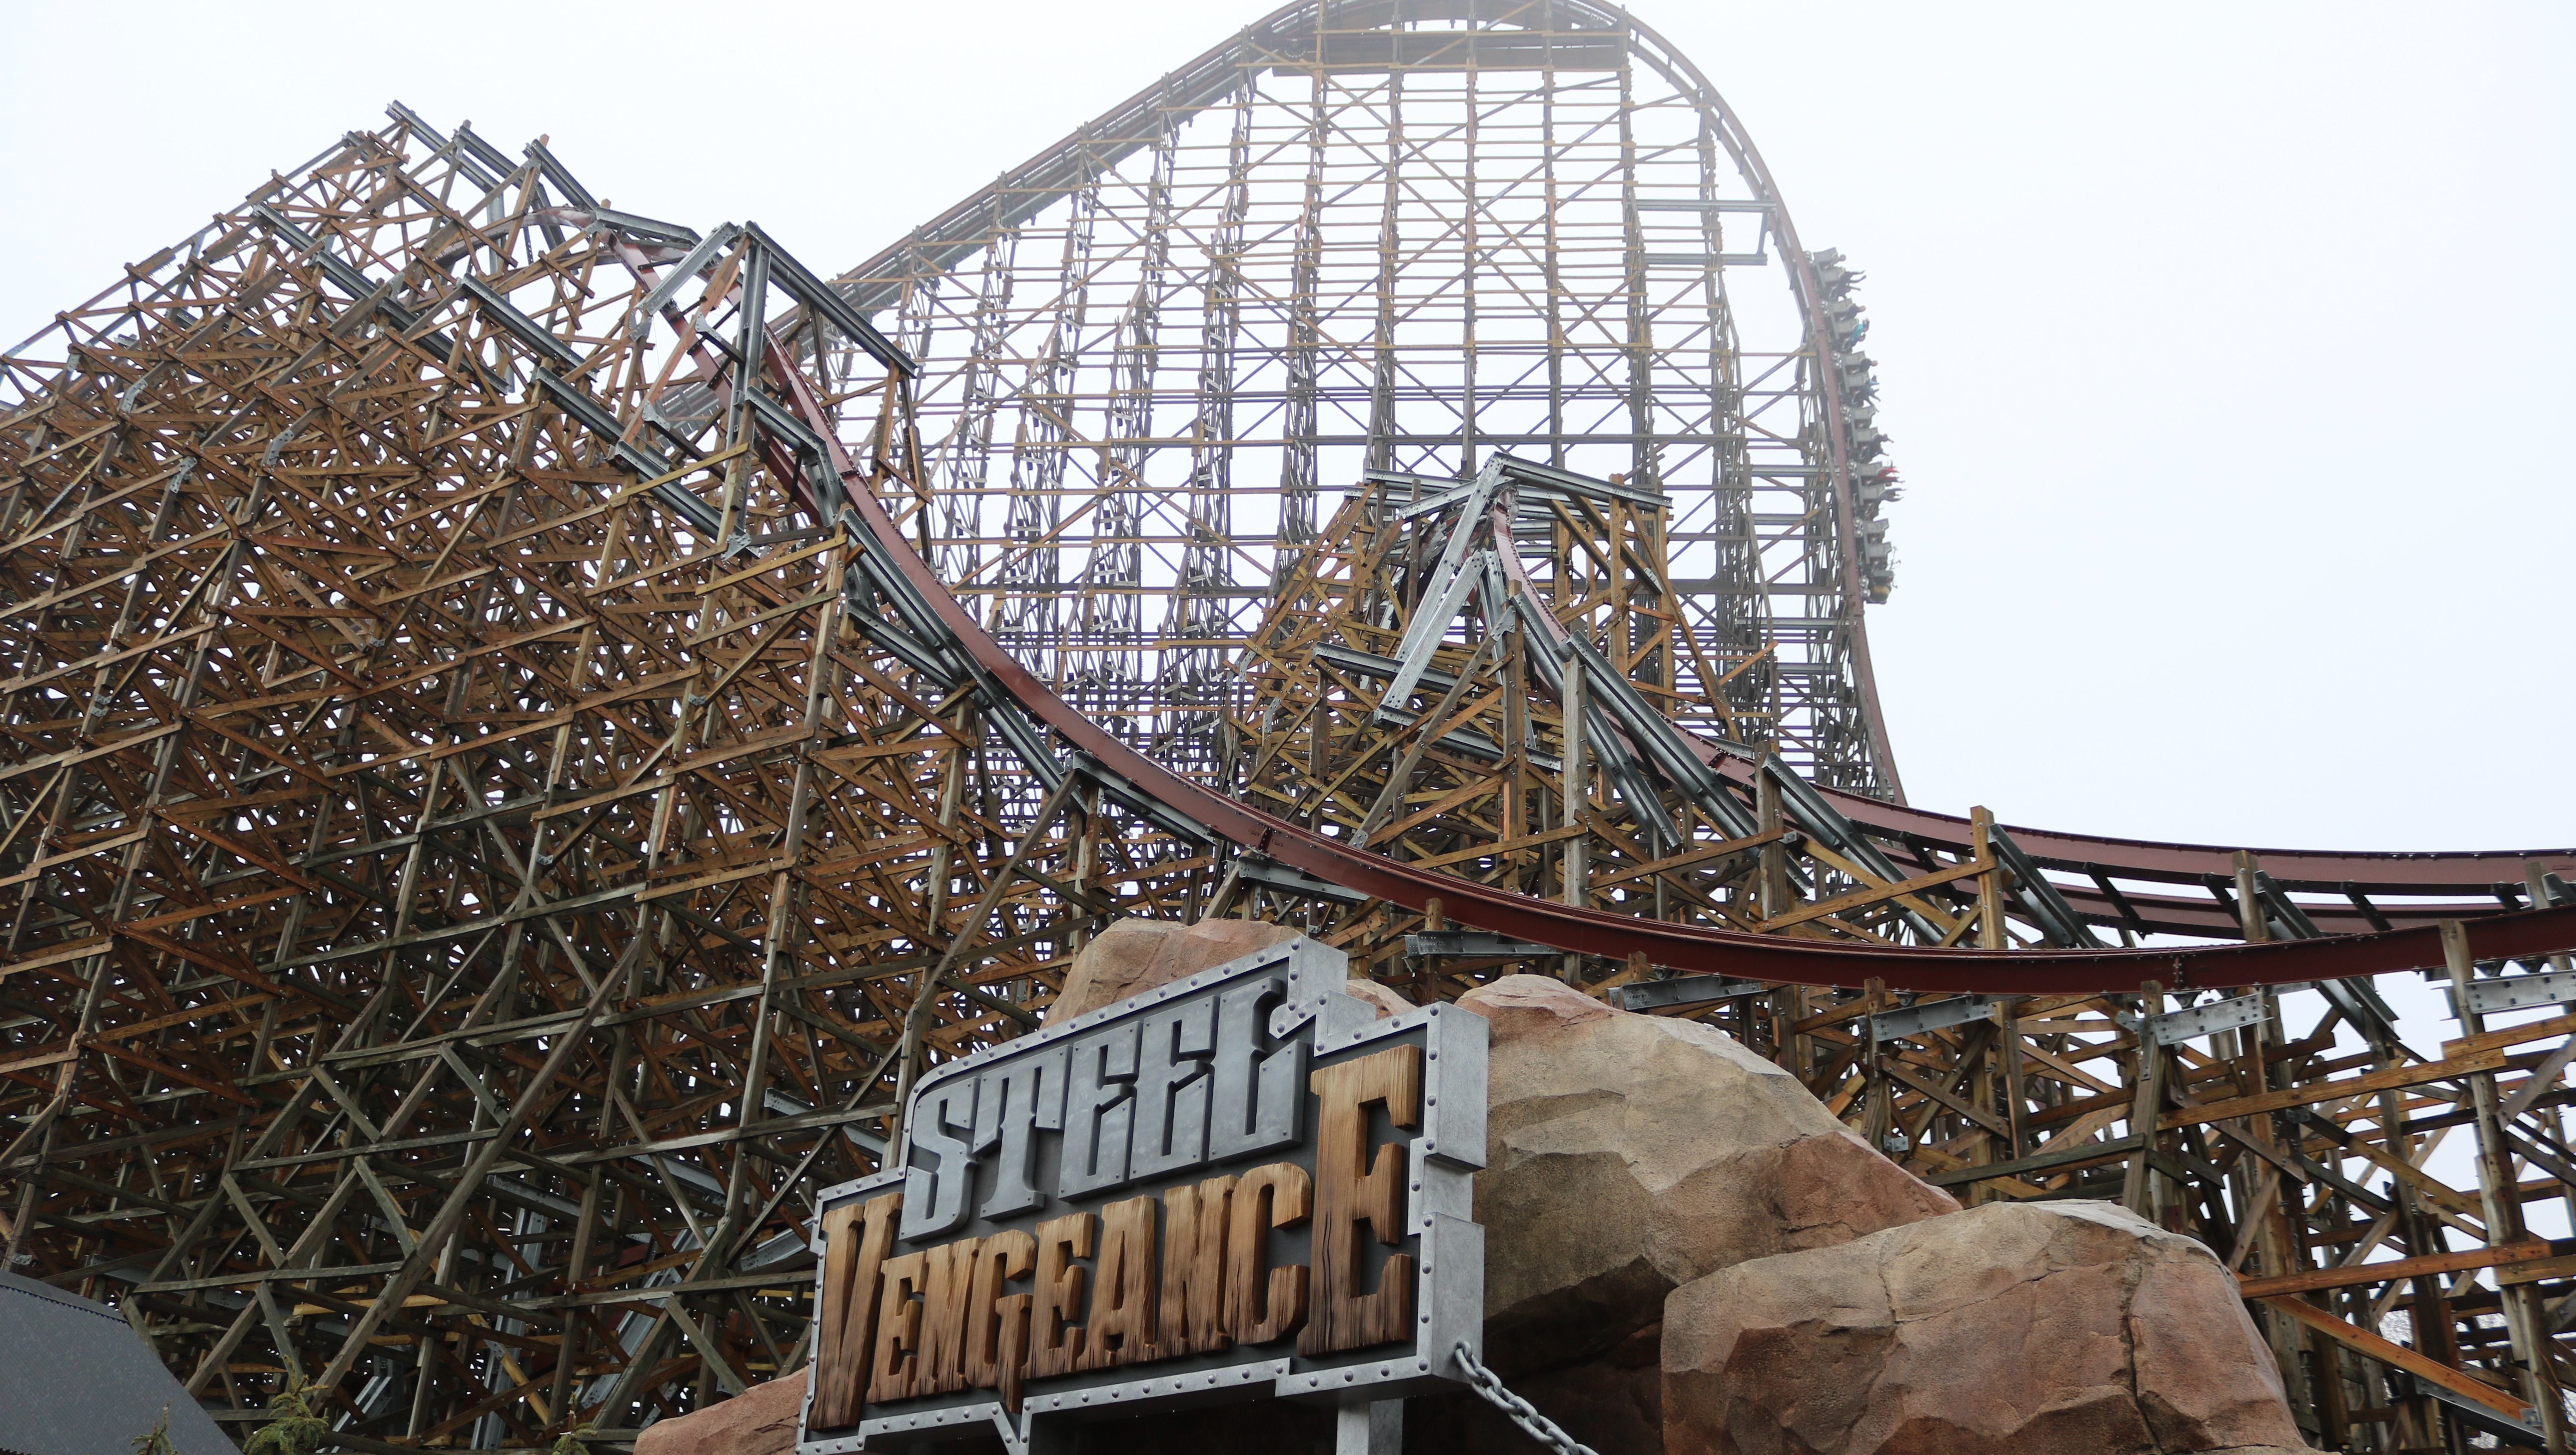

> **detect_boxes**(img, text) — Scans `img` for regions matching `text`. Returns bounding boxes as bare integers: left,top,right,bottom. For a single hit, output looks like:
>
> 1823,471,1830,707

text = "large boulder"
1050,916,1306,1020
1340,974,1416,1019
1662,1199,2317,1455
1455,976,1958,1377
633,1369,805,1455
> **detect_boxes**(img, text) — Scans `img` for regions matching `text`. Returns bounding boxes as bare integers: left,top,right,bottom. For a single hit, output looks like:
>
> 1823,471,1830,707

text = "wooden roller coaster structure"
2,48,2573,1455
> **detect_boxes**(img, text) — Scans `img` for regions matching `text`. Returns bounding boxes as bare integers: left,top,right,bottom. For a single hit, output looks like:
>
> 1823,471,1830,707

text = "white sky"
1,0,2571,1236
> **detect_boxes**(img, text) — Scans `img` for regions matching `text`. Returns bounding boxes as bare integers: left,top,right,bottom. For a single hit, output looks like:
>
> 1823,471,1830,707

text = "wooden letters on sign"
809,1191,899,1428
1300,1046,1422,1356
799,939,1485,1451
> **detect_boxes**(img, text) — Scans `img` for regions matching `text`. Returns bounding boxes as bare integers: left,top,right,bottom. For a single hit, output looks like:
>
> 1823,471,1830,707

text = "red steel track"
775,363,2576,997
1705,761,2573,938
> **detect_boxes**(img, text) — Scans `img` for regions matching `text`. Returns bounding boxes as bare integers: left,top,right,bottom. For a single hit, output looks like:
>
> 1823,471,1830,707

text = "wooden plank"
1881,1058,2010,1139
340,614,592,701
135,1261,407,1294
1407,823,1589,872
0,721,185,786
1585,827,1784,889
637,858,785,903
2257,1293,2530,1420
2157,1048,2512,1132
2496,1253,2576,1288
0,1046,79,1078
2445,1009,2576,1059
1759,854,1990,935
693,527,846,595
488,443,749,549
531,722,810,821
0,827,149,889
2341,1135,2486,1222
0,530,229,626
329,666,693,778
1923,1134,2142,1188
0,935,114,981
2235,1241,2555,1299
684,587,834,646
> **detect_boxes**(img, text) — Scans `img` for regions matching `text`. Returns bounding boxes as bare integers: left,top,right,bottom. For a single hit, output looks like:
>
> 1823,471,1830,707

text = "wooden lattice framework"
1230,462,2576,1452
4,102,2576,1455
0,112,1203,1443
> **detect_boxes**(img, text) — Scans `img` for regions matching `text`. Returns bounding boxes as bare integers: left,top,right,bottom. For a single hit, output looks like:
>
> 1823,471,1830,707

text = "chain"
1452,1342,1602,1455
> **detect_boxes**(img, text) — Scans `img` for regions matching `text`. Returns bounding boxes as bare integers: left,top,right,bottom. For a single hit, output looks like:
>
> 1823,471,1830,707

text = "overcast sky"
3,0,2568,855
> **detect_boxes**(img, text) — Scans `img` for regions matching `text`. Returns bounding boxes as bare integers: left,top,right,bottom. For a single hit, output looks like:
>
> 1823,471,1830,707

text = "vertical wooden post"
2123,981,2165,1216
1967,1015,1998,1200
1502,622,1531,891
1070,776,1101,952
1756,757,1789,923
2237,967,2311,1423
1862,976,1891,1152
2524,863,2576,1238
1758,757,1810,1078
2369,1019,2457,1446
2233,850,2269,944
1560,646,1587,983
1998,999,2028,1163
1971,806,2004,950
2444,919,2570,1453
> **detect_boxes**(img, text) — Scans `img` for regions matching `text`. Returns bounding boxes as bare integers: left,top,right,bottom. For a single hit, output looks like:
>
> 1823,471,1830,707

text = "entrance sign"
797,937,1487,1453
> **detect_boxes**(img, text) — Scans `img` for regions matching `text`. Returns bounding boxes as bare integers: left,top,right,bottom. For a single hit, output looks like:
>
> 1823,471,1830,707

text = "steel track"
778,357,2576,996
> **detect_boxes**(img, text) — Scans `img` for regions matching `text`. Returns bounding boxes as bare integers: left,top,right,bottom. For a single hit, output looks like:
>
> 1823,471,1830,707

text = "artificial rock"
1661,1198,2318,1455
635,958,2308,1455
1453,975,1959,1377
1049,916,1306,1020
633,1368,806,1455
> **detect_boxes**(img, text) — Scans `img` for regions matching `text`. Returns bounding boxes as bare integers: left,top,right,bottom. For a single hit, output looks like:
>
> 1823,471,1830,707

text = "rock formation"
632,942,2318,1455
1453,975,1959,1373
1338,975,1416,1019
633,1369,805,1455
1048,916,1306,1020
1662,1200,2316,1455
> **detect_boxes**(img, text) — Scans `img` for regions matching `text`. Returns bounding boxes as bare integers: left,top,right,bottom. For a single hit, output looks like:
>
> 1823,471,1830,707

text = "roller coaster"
0,3,2569,1450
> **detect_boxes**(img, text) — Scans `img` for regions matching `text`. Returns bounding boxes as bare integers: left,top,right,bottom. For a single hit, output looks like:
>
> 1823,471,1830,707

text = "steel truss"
802,0,1905,796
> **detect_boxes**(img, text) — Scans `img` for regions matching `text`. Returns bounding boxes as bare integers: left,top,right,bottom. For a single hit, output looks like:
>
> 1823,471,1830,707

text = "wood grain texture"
1227,1161,1312,1345
915,1235,982,1395
1160,1174,1237,1357
963,1230,1036,1410
1299,1046,1420,1357
811,1190,902,1428
1077,1195,1162,1372
1030,1212,1096,1379
866,1251,929,1403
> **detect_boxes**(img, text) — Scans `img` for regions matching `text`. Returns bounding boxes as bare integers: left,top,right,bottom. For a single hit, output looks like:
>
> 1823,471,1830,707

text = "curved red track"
1705,759,2571,938
773,363,2576,996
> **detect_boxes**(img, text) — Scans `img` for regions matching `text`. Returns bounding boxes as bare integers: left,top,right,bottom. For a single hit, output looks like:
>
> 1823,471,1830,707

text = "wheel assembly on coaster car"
0,2,2570,1446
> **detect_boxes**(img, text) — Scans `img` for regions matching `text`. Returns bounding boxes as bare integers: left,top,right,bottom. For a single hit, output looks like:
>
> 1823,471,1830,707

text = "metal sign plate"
796,937,1487,1454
